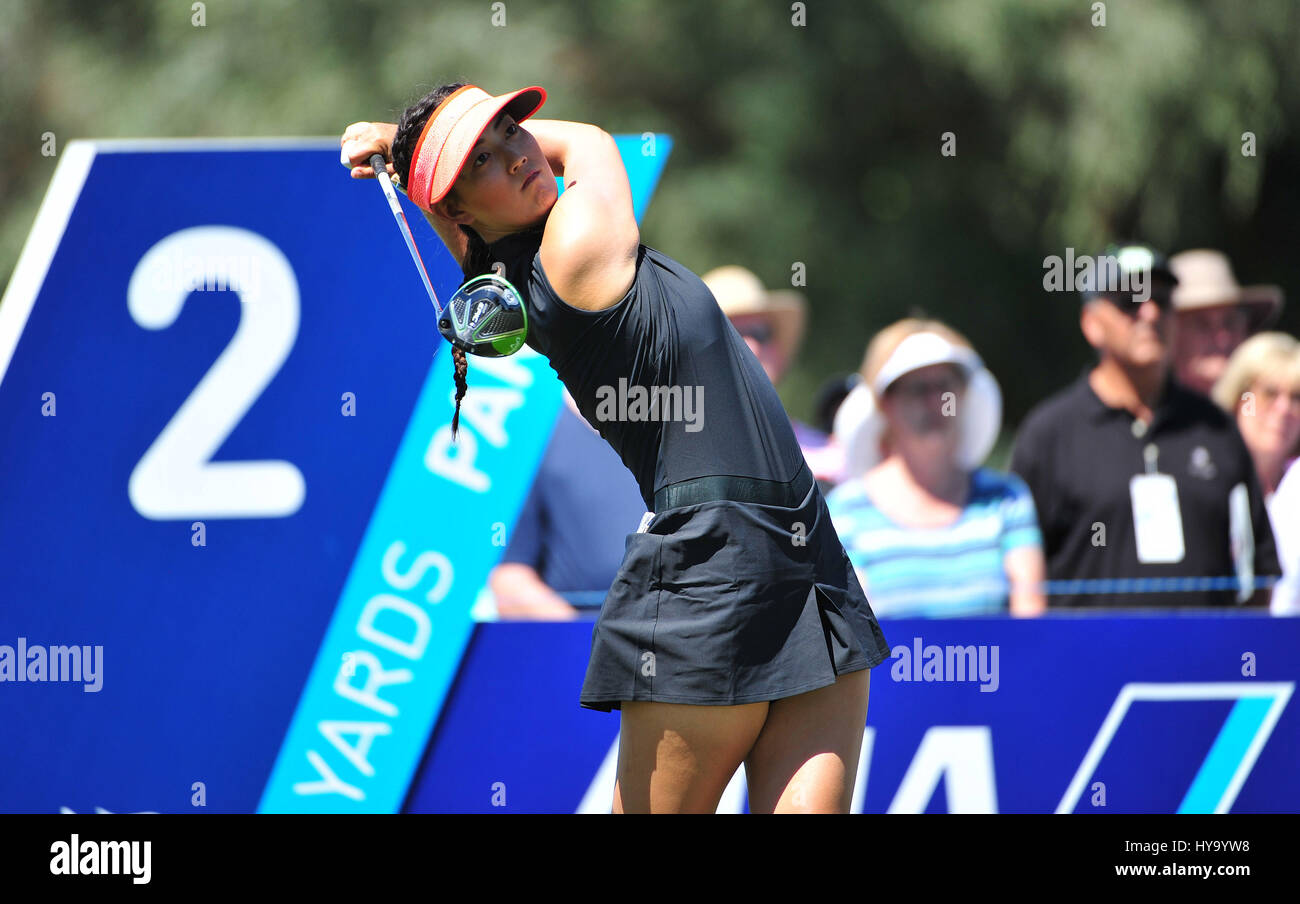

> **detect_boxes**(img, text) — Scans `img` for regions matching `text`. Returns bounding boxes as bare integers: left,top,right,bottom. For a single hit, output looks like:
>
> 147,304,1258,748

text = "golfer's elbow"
527,119,614,178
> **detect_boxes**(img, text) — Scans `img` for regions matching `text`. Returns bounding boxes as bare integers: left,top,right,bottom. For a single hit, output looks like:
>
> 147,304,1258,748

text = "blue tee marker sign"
0,135,671,814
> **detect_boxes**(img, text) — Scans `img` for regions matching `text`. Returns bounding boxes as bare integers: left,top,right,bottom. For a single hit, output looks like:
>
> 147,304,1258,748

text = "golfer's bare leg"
743,669,871,813
612,700,768,813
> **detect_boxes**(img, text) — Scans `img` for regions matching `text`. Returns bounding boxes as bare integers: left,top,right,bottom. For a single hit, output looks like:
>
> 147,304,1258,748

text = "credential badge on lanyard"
1228,482,1254,603
1130,442,1186,564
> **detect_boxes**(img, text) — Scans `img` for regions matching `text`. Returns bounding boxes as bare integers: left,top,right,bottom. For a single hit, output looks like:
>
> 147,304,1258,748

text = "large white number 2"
126,226,305,519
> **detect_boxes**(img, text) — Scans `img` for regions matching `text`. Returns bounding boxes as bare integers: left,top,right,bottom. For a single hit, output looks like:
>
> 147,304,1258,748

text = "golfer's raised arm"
527,119,639,310
339,119,472,268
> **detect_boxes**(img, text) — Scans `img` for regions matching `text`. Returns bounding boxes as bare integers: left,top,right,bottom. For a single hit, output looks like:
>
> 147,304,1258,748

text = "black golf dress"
483,224,891,711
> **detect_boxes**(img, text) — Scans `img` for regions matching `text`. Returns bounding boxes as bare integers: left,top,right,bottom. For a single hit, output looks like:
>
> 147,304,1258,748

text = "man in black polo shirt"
1011,244,1279,608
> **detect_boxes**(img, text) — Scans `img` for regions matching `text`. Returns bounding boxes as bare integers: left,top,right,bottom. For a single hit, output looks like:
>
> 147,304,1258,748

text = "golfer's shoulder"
538,198,639,312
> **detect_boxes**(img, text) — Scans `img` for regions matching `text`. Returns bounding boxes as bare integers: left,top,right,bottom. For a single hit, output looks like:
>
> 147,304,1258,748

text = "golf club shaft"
370,152,445,319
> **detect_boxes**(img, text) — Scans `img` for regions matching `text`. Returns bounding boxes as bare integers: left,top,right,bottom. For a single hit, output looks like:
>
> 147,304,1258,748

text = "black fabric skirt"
579,476,892,712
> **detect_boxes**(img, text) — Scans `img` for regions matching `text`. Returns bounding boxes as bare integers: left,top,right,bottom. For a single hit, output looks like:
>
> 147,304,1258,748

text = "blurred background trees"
4,0,1298,442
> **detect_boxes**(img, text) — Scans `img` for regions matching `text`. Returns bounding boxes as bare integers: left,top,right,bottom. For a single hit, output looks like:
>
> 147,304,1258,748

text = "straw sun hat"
1169,249,1283,332
702,266,807,363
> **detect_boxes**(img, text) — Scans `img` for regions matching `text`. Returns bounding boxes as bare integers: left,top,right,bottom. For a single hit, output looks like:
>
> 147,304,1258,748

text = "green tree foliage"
3,0,1297,431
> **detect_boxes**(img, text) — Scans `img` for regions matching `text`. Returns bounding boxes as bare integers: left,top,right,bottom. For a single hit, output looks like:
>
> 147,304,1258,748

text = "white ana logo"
49,834,151,884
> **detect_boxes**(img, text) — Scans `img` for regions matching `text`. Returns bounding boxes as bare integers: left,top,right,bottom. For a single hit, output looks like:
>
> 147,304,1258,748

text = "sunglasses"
886,371,967,399
1102,286,1174,317
737,322,774,345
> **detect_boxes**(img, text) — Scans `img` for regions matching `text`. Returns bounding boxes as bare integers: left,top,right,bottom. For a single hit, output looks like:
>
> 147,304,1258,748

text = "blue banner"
0,137,670,814
257,347,562,813
406,616,1298,813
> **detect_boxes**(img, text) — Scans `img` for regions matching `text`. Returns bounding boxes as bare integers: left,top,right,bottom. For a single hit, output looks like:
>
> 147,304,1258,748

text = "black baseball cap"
1079,242,1179,304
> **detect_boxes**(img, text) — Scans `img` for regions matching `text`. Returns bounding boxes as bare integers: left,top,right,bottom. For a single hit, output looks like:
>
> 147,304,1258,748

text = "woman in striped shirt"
828,319,1047,617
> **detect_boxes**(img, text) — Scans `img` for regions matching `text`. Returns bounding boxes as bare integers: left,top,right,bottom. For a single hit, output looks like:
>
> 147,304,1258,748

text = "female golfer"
340,82,891,813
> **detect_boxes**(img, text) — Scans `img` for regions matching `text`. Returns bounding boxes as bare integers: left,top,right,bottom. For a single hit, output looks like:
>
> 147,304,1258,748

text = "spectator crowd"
489,246,1299,618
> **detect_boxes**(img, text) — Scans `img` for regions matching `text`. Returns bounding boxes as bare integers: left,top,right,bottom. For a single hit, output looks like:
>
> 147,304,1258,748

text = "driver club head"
438,272,529,357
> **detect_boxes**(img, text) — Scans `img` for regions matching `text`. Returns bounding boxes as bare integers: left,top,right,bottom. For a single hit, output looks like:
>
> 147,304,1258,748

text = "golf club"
369,152,528,357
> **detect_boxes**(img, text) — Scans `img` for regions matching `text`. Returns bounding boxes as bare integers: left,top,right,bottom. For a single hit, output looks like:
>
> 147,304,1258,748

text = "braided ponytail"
447,224,497,439
450,346,469,437
392,81,496,443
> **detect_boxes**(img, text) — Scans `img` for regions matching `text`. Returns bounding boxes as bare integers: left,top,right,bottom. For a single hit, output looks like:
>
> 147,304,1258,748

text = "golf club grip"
369,153,389,180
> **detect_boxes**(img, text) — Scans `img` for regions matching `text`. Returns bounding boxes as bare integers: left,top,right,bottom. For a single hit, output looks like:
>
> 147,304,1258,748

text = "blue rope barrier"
553,576,1279,605
1040,576,1279,596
